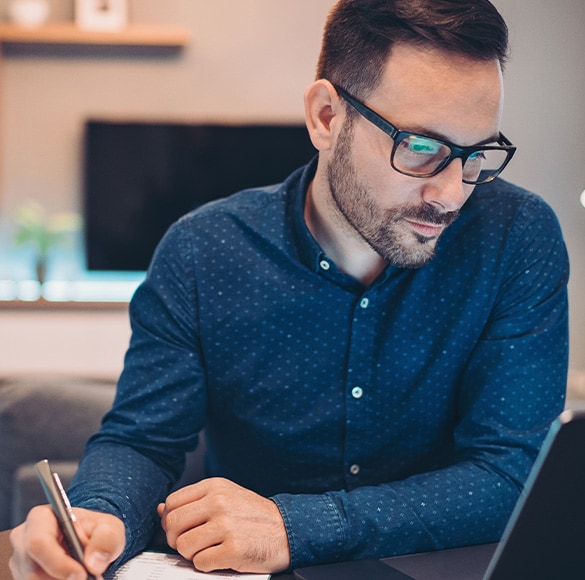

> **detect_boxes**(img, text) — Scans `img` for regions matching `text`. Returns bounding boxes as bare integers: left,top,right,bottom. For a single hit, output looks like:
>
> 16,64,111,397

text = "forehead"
370,43,504,144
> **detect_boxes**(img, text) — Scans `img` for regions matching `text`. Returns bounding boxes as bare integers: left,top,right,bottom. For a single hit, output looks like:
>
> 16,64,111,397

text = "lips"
404,219,445,238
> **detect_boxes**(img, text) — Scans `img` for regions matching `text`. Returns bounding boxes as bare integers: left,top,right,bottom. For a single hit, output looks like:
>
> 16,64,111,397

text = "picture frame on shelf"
75,0,128,31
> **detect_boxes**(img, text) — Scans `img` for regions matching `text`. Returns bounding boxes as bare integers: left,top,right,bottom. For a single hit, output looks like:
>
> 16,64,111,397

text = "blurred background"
0,0,583,386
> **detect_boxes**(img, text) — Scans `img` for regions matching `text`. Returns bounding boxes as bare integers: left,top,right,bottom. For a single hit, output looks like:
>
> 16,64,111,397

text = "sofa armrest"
0,375,116,530
11,460,79,528
10,435,208,529
1,374,208,531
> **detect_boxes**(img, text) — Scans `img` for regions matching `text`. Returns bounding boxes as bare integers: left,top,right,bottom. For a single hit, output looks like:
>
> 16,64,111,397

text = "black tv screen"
83,120,316,271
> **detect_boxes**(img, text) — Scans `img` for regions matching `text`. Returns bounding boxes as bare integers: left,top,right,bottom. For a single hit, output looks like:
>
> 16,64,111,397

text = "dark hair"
316,0,509,98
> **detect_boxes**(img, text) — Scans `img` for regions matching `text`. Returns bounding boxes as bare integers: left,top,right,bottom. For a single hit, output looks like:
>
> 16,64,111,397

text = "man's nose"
421,159,470,213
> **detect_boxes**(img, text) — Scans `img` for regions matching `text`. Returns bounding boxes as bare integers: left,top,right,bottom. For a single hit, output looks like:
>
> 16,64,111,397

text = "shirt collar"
284,155,404,288
285,155,327,274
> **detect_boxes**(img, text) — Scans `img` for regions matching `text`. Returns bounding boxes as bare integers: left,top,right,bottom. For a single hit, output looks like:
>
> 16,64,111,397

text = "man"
11,0,569,577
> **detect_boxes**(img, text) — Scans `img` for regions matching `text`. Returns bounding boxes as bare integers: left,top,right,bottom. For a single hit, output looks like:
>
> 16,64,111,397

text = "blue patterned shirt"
70,158,569,569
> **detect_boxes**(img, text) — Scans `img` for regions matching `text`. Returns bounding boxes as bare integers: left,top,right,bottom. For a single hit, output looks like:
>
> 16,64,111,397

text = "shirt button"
349,464,360,475
319,259,330,271
351,386,363,399
360,297,369,309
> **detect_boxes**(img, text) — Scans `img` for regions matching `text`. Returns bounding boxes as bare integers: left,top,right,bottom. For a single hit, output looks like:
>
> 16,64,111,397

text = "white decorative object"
75,0,128,31
8,0,50,28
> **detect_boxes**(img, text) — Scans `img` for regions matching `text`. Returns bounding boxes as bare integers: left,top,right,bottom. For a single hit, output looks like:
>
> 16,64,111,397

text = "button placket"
342,292,376,487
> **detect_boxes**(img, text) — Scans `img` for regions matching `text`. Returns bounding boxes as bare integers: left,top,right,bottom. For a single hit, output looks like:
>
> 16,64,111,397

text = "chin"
375,233,439,269
394,252,436,269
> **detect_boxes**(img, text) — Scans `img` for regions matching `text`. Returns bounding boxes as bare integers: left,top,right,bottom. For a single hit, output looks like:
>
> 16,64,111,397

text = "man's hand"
157,478,290,574
9,505,125,580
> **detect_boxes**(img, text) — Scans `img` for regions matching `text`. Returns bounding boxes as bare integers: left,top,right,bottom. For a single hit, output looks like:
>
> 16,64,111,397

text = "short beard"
327,117,459,269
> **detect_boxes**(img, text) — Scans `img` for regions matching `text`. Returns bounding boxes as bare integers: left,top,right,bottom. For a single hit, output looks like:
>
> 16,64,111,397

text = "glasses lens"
462,147,510,183
393,135,451,176
393,134,510,184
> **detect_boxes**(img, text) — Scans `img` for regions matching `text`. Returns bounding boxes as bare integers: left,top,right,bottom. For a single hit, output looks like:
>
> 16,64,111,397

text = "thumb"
83,520,125,575
157,502,165,518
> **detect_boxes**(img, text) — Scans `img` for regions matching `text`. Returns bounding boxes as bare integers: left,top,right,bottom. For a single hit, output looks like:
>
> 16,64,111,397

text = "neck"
304,178,387,287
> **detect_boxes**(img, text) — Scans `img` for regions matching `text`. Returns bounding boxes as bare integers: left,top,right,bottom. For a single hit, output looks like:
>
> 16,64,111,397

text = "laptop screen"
485,409,585,579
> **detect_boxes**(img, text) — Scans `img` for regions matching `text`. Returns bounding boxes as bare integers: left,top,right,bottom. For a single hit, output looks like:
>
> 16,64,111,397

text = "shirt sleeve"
273,194,569,568
68,218,206,564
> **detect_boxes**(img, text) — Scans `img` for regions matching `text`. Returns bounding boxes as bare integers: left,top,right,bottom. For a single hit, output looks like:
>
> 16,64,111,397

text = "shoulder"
174,164,307,238
438,178,568,276
154,184,285,252
452,178,566,255
144,161,311,273
189,184,286,224
464,178,561,229
151,169,305,269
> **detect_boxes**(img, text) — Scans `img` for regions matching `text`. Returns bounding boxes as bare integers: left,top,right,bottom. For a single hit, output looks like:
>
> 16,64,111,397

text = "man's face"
326,43,504,268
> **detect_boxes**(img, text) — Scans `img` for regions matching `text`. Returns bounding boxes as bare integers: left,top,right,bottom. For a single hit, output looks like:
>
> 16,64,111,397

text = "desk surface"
0,530,13,579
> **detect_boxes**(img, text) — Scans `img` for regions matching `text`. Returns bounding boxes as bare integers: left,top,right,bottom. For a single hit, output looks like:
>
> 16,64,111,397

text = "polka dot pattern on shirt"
73,162,569,568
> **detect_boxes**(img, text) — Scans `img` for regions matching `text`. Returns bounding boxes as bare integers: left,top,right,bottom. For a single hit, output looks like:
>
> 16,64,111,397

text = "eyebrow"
400,123,501,149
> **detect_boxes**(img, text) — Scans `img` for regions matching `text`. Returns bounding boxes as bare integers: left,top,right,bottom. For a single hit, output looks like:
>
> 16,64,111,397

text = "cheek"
462,183,476,203
350,125,443,208
365,166,426,209
351,122,390,175
350,138,399,197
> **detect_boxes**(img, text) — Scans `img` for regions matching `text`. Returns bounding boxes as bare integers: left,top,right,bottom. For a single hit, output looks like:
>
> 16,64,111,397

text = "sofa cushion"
0,374,116,529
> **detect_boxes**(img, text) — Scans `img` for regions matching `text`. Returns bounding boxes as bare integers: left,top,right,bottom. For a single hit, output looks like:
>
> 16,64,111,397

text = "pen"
35,459,97,580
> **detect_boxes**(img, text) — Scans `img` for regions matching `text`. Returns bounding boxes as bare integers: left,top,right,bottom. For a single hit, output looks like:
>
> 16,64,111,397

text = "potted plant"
13,201,81,285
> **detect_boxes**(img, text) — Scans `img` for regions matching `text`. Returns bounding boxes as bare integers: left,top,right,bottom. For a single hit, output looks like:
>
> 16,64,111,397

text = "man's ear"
304,80,343,152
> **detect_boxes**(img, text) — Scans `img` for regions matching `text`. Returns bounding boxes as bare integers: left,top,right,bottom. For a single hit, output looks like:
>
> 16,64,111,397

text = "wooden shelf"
0,22,190,48
0,297,128,311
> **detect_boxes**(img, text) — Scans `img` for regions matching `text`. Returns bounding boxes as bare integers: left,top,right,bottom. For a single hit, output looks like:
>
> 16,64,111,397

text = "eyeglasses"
334,85,516,185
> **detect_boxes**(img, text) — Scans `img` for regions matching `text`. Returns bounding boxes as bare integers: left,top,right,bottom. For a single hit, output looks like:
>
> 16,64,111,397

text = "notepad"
104,551,271,579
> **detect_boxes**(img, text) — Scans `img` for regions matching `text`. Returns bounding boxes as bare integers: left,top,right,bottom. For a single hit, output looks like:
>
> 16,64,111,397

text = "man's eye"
405,136,442,155
468,150,487,161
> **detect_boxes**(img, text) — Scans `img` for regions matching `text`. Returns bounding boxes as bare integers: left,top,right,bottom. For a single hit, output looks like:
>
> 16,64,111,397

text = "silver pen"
35,459,97,580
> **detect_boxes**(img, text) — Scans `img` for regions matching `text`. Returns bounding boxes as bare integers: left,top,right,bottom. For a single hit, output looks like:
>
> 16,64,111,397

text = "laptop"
294,409,585,580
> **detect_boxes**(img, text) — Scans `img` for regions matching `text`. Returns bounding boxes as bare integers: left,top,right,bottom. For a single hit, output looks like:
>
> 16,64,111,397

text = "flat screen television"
83,120,316,271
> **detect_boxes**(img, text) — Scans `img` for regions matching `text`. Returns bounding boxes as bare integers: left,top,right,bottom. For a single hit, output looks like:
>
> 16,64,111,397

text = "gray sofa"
0,374,205,531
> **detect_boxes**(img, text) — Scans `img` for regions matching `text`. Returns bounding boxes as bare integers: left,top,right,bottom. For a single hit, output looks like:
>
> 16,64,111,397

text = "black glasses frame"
333,84,516,185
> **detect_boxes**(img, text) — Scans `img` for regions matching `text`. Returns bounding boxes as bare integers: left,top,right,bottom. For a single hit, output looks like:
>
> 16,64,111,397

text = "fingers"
9,505,126,580
158,478,291,574
160,498,209,549
161,480,209,512
190,527,275,574
174,520,222,562
194,542,239,574
158,481,213,548
79,511,126,576
189,517,289,574
9,505,88,580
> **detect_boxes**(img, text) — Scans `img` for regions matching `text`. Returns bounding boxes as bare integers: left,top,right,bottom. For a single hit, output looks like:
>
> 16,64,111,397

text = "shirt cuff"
271,492,347,569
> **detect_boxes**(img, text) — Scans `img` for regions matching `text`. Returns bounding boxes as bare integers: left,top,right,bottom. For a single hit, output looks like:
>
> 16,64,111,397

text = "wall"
0,0,584,375
491,0,585,378
0,307,130,377
0,0,333,215
0,0,334,376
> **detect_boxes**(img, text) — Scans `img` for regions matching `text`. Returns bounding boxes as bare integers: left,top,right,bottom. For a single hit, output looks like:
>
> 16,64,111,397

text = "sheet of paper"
104,551,271,580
